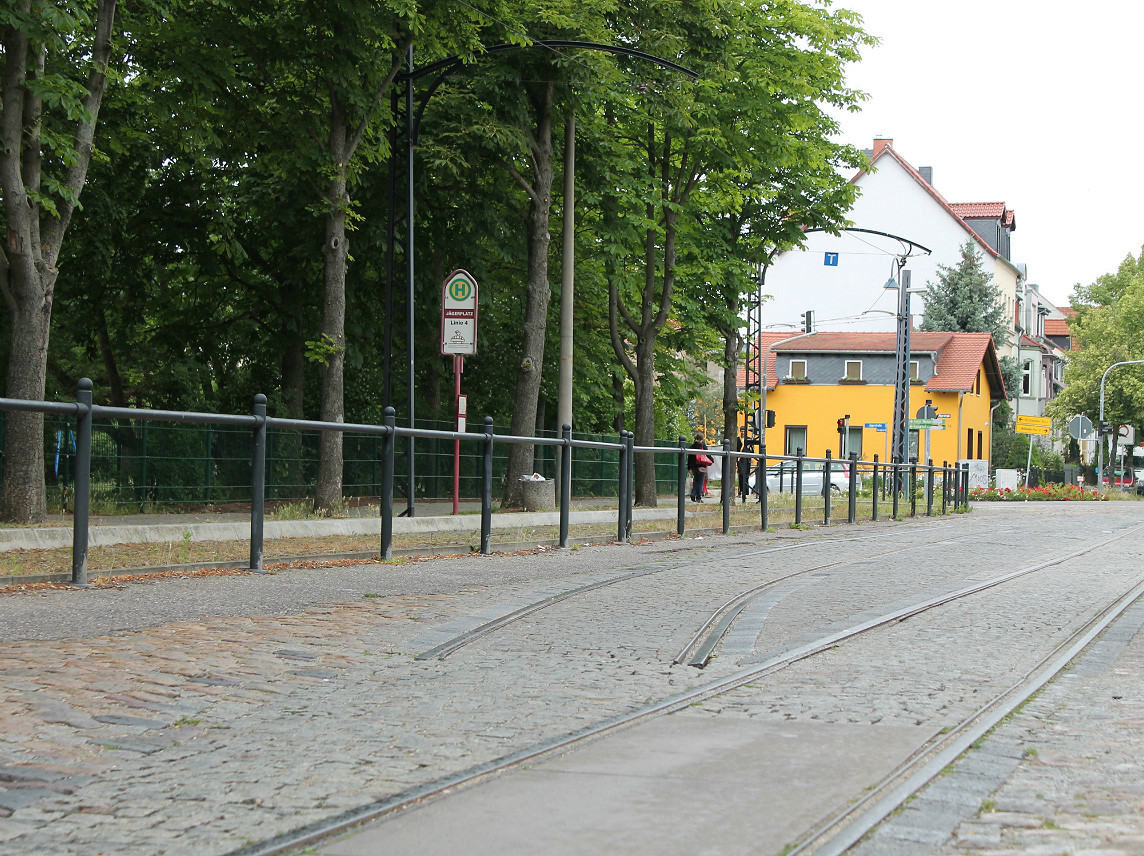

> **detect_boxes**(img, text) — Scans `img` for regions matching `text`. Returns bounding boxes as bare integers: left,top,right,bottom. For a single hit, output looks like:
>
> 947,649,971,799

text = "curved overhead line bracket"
802,227,932,261
403,40,699,143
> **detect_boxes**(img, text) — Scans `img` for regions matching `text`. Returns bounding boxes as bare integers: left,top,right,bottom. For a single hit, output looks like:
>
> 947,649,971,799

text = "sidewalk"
0,495,723,554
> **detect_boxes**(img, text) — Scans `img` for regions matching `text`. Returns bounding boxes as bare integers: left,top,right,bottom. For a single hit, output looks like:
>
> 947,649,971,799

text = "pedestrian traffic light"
837,415,849,434
765,409,776,429
802,310,814,333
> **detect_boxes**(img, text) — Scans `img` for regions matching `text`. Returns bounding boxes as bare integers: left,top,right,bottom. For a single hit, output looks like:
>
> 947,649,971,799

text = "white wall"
763,155,1018,337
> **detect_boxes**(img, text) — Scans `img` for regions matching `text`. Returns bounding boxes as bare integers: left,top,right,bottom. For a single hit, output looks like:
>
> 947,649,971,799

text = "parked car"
1102,466,1134,489
1135,471,1144,495
756,461,854,495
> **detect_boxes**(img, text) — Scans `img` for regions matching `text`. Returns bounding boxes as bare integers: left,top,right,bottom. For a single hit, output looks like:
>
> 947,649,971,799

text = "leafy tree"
600,0,870,505
1,0,119,522
1047,248,1144,432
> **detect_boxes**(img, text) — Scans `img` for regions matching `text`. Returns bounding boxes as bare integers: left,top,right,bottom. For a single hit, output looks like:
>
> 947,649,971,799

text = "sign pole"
453,357,465,514
440,269,479,514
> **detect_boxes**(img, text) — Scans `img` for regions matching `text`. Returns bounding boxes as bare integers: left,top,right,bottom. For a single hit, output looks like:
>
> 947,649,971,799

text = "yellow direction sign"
1015,415,1052,436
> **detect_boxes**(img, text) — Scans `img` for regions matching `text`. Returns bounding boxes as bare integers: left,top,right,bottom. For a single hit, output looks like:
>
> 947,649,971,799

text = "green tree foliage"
1047,248,1144,431
5,0,877,511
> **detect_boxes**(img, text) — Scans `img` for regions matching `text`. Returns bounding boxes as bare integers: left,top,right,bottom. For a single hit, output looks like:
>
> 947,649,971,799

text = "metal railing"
0,381,970,586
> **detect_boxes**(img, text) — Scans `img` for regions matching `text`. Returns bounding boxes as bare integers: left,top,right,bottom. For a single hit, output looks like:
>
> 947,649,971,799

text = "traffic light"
802,310,814,333
837,414,849,434
765,409,776,429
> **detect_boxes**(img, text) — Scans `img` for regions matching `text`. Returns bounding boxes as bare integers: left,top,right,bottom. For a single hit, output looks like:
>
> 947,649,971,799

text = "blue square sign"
824,252,839,266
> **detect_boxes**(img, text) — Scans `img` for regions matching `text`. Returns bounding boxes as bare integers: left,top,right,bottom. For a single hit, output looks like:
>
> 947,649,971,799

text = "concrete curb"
0,506,705,552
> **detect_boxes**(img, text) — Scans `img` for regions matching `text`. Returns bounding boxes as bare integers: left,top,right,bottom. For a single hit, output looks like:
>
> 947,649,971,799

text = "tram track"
414,518,987,661
231,520,1144,856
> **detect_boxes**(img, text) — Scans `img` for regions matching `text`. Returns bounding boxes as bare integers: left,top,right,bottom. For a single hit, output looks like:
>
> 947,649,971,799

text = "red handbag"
696,454,714,467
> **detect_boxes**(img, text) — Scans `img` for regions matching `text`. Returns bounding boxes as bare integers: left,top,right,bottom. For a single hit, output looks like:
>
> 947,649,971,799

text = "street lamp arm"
404,41,699,143
802,226,932,258
1096,358,1144,488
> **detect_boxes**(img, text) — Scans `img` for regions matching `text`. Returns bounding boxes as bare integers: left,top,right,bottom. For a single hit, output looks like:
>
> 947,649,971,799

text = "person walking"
736,426,755,502
688,431,709,502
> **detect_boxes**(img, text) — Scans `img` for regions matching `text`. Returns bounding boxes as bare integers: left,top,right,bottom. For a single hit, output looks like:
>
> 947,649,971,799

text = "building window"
908,430,920,462
909,360,920,381
845,427,863,459
789,359,807,379
966,427,974,460
974,370,981,396
785,425,807,456
1022,360,1032,395
977,430,983,460
844,360,862,380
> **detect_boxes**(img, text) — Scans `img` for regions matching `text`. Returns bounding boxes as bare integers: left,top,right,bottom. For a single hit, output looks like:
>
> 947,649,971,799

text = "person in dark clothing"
736,426,755,502
688,432,708,502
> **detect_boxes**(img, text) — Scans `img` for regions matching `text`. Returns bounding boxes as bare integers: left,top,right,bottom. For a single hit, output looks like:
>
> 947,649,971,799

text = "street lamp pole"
1098,359,1144,489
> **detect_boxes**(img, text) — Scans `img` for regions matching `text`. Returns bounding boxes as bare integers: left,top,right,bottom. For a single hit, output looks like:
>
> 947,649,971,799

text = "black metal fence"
0,381,970,586
17,414,680,512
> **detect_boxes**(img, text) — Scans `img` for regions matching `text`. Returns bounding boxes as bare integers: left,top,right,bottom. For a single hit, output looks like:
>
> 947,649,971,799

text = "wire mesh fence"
12,414,680,512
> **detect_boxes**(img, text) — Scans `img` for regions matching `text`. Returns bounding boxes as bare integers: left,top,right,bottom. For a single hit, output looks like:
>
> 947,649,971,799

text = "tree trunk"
313,80,351,513
632,335,658,505
720,320,743,504
0,0,116,522
314,170,349,511
500,81,555,509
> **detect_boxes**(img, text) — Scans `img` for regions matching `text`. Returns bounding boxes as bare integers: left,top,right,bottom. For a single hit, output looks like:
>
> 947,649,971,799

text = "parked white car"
753,461,854,495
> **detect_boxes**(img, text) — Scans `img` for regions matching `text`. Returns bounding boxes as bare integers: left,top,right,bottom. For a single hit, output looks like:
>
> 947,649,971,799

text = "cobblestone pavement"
1,503,1142,855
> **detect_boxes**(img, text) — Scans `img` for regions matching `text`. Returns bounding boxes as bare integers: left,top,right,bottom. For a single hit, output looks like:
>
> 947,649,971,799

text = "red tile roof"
748,331,1004,396
736,331,800,389
1044,318,1071,336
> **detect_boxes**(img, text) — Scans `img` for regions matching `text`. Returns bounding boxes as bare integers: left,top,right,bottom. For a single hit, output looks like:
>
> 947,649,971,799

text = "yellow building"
749,331,1004,465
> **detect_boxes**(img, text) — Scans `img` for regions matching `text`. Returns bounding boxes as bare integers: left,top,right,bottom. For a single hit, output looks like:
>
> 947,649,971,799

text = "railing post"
677,436,686,536
794,448,804,526
626,431,635,540
249,394,267,572
910,460,918,517
872,454,880,522
205,422,213,505
847,452,858,524
941,461,949,515
559,424,572,548
722,436,731,534
380,407,396,560
481,417,494,555
760,445,768,532
961,462,970,509
71,378,93,586
617,432,629,543
926,458,935,517
892,460,900,520
823,449,832,526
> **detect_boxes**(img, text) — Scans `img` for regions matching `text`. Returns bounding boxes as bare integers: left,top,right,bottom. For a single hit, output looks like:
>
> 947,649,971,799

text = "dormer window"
844,360,862,380
789,359,807,379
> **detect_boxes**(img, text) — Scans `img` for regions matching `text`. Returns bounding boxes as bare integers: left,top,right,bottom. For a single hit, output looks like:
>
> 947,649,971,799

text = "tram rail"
230,520,1144,856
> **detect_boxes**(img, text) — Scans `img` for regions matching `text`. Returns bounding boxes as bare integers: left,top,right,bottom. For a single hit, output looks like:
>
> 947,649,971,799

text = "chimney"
919,166,933,185
872,137,893,158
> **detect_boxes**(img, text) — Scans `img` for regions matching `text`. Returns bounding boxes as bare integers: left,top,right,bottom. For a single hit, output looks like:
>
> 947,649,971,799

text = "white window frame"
789,359,807,379
844,360,862,380
909,360,920,381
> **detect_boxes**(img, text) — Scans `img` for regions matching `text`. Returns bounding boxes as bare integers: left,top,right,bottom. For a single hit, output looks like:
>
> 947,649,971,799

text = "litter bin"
519,477,556,512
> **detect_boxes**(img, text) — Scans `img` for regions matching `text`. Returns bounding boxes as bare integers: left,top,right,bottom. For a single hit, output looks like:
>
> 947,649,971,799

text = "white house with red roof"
760,139,1026,363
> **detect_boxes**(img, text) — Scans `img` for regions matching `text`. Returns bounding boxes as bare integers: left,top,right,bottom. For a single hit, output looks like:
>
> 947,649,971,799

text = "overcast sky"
829,0,1144,307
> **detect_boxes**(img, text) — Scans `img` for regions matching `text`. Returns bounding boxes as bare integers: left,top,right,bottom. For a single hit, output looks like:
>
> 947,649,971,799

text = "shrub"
969,484,1107,502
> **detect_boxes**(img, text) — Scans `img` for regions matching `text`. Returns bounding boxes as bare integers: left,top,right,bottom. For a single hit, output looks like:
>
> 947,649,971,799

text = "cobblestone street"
1,503,1142,855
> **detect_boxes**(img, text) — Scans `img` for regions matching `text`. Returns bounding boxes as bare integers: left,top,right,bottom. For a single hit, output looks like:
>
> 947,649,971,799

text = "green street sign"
909,418,945,430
